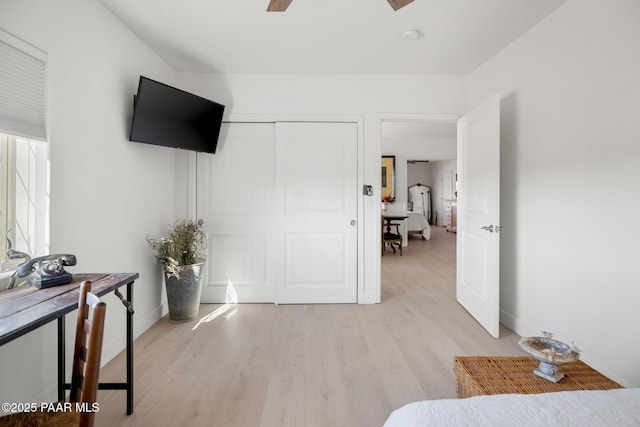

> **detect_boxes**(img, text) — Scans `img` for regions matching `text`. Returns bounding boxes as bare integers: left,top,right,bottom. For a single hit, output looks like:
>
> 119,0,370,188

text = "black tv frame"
129,76,225,154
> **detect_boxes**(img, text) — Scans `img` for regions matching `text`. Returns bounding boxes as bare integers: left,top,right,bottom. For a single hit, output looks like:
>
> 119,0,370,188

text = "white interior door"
274,122,358,304
198,123,277,302
456,94,501,338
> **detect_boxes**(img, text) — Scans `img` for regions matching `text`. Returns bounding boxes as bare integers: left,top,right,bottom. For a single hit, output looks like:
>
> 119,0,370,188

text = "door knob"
350,220,356,226
480,225,494,232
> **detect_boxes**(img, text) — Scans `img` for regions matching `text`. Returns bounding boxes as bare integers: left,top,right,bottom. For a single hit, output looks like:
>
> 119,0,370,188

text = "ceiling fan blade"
387,0,414,11
267,0,293,12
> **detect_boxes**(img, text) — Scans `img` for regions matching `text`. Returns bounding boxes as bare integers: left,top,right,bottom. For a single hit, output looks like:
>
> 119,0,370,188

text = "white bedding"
383,388,640,427
407,212,431,240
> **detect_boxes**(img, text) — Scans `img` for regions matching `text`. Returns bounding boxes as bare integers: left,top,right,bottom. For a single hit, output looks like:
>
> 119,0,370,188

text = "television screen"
129,76,225,154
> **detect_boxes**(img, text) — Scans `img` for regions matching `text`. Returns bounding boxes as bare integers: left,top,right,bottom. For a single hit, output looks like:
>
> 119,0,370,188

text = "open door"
456,94,501,338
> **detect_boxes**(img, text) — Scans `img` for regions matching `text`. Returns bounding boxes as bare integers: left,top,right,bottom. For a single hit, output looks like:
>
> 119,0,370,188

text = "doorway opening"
379,96,502,338
379,116,458,292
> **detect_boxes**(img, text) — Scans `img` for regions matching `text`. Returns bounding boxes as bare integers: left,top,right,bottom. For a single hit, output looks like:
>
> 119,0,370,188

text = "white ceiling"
99,0,565,75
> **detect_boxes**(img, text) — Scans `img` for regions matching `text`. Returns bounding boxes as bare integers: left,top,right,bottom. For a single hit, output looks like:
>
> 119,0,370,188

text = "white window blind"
0,29,46,141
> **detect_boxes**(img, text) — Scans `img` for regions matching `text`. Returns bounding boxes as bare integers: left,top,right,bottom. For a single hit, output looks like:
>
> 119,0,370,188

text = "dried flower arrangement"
147,219,206,278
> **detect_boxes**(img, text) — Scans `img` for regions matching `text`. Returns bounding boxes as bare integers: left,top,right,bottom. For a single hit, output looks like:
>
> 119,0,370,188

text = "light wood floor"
96,226,525,427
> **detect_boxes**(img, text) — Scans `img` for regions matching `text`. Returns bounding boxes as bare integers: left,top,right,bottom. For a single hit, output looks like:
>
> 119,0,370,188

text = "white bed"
407,212,430,240
383,388,640,427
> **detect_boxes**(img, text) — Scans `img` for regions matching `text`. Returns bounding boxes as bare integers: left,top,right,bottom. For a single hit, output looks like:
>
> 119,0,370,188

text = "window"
0,133,49,263
0,28,48,264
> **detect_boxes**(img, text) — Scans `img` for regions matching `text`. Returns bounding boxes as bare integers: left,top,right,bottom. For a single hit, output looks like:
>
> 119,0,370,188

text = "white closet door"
197,121,358,304
198,122,276,303
274,122,358,304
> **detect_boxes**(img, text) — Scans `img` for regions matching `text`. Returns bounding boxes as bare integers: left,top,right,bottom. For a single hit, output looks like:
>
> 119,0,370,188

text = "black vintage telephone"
17,254,77,289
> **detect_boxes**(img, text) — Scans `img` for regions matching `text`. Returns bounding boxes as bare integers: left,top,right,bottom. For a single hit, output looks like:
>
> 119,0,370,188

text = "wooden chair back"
70,281,106,427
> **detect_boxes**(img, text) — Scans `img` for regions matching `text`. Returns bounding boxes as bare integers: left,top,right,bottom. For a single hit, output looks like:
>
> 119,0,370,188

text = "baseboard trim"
500,308,538,337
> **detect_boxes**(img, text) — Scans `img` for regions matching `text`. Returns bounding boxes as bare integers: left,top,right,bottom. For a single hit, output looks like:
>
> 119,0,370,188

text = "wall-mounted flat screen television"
129,76,225,154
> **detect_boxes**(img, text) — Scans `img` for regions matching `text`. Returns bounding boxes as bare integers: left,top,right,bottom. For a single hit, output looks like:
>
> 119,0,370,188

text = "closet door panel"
274,122,358,304
198,122,276,303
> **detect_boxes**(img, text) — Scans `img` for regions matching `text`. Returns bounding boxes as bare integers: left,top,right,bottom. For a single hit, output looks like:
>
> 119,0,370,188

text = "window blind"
0,29,46,141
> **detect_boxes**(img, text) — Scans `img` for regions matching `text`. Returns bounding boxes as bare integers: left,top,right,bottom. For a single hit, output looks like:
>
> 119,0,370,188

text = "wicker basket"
453,356,621,398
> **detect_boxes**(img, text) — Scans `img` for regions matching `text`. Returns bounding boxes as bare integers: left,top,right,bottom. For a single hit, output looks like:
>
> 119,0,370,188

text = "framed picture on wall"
381,155,395,202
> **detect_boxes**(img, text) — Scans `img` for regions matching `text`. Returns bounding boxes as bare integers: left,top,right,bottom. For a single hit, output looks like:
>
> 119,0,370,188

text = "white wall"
468,0,640,386
407,162,432,190
0,0,178,406
178,73,468,303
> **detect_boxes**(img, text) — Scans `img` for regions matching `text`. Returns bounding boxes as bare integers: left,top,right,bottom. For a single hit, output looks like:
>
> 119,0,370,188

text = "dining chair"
382,217,403,256
0,281,106,427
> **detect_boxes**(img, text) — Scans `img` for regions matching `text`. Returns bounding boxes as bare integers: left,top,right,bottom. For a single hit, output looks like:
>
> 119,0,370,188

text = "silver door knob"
480,225,494,232
350,220,356,226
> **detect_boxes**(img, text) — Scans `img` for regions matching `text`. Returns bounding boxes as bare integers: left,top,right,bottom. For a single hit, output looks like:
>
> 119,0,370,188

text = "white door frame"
187,114,365,303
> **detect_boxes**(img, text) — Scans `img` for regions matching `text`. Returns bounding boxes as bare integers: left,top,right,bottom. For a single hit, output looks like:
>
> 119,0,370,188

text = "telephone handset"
17,254,77,289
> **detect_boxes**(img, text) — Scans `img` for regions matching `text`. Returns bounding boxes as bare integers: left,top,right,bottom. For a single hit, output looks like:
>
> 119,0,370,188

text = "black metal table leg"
107,283,135,415
126,281,133,415
57,317,65,402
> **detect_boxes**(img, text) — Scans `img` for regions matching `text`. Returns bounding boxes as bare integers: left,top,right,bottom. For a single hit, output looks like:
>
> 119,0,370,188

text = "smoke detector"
402,29,422,40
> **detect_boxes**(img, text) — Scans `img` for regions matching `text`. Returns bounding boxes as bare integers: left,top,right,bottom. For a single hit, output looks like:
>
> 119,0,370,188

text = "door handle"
350,220,356,226
480,225,503,233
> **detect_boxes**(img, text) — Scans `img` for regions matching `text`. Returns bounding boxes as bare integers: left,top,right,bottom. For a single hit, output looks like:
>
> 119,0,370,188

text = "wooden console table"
453,356,622,398
0,273,138,414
